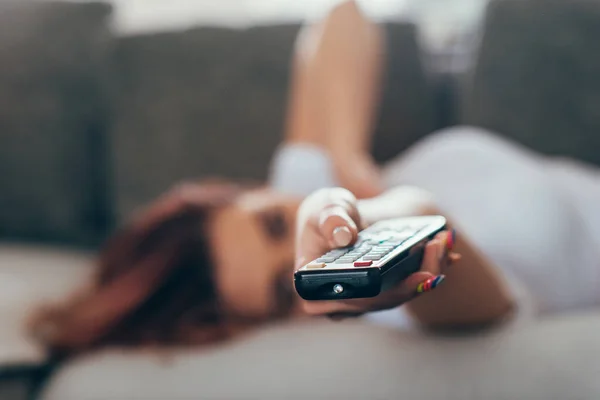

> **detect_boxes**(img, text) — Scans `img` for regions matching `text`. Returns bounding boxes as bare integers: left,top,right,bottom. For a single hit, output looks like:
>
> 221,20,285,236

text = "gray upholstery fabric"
41,313,600,400
0,377,30,400
110,22,432,223
110,25,299,223
372,23,435,164
0,1,113,245
463,0,600,166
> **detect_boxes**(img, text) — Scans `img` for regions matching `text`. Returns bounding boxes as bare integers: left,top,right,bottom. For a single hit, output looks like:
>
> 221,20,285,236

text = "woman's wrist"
356,186,438,226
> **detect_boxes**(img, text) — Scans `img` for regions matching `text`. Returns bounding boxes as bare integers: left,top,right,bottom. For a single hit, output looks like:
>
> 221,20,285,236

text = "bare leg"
283,1,386,199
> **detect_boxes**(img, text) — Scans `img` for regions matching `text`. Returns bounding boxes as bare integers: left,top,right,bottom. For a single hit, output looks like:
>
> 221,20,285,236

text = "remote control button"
367,247,393,256
354,260,373,267
317,257,336,263
327,250,348,258
377,246,395,252
333,284,345,294
306,262,326,269
369,247,388,253
335,257,355,263
386,240,406,246
393,232,414,240
363,254,383,261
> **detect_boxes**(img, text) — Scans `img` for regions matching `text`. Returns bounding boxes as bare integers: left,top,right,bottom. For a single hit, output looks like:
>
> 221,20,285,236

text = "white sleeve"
268,143,339,196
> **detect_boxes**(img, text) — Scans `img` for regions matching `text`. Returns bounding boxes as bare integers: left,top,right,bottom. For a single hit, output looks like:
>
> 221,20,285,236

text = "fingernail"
449,253,462,264
416,275,446,294
333,226,352,247
446,229,456,250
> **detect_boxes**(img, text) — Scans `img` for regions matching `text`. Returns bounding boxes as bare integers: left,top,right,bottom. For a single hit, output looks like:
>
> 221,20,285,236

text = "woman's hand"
294,187,457,318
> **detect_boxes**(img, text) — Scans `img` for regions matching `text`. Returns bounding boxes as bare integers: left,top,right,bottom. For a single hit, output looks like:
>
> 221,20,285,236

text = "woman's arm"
282,0,385,199
295,186,516,329
357,187,516,329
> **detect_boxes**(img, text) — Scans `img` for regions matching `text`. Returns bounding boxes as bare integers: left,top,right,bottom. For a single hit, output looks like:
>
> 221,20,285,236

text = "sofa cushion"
41,311,600,400
0,1,113,245
463,0,600,166
0,244,94,368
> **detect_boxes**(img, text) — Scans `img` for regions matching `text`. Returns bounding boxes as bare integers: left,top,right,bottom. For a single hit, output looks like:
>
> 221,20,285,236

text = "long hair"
28,182,245,357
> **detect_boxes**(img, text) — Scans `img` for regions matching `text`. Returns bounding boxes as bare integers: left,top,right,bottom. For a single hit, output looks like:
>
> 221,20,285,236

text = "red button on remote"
354,260,373,267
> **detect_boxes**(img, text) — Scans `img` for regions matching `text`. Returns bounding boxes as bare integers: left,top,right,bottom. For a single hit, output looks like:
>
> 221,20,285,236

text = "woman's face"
208,188,303,322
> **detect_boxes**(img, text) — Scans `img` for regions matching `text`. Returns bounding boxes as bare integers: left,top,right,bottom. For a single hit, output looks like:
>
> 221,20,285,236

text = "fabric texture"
0,244,93,368
269,143,337,197
109,22,432,226
383,126,600,315
463,0,600,167
41,311,600,400
110,25,299,224
0,1,113,245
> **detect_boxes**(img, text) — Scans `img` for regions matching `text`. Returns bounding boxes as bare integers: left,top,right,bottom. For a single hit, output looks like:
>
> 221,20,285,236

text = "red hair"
28,182,247,356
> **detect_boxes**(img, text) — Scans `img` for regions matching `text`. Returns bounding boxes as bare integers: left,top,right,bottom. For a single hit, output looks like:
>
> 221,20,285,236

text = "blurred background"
1,0,600,399
104,0,489,47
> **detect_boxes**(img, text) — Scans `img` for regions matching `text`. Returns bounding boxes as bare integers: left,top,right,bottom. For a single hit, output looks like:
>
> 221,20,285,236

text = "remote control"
294,215,447,300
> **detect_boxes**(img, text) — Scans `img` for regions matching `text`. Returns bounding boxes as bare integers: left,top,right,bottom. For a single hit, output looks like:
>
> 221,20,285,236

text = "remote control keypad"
310,224,424,268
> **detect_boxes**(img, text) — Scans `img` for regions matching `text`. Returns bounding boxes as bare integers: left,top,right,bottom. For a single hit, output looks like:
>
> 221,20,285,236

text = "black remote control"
294,216,447,300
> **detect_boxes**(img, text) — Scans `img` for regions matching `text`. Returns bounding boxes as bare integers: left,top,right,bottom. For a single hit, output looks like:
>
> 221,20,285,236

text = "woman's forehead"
235,188,299,212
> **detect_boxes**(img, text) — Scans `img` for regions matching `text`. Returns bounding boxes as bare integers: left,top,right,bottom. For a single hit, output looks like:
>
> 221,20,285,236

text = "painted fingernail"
449,253,462,264
333,226,352,247
416,275,446,294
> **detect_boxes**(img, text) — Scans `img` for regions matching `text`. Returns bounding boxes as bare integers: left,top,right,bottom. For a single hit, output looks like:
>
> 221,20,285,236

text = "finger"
301,268,446,316
318,205,359,248
448,253,462,264
420,239,443,275
414,274,446,295
301,271,436,316
432,230,459,268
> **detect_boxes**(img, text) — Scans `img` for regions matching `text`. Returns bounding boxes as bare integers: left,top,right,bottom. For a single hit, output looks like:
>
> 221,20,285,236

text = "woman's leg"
282,0,386,199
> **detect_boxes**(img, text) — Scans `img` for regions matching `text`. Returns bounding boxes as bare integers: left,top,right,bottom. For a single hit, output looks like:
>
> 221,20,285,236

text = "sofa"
1,0,600,399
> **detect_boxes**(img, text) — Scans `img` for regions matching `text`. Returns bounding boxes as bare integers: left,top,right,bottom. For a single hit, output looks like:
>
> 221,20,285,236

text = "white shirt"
269,127,600,327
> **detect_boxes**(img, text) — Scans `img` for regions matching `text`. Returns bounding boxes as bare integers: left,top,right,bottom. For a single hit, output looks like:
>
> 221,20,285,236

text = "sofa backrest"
0,1,113,246
110,22,434,225
109,25,299,223
463,0,600,166
0,1,434,244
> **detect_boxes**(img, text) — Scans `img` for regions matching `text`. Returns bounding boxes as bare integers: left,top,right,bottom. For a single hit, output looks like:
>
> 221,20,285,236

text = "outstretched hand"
294,187,458,318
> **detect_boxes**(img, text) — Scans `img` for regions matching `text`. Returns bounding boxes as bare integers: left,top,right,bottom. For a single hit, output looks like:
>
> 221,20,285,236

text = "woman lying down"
28,1,600,358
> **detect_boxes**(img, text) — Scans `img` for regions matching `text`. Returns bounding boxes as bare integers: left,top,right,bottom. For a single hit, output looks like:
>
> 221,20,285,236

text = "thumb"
318,205,359,248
